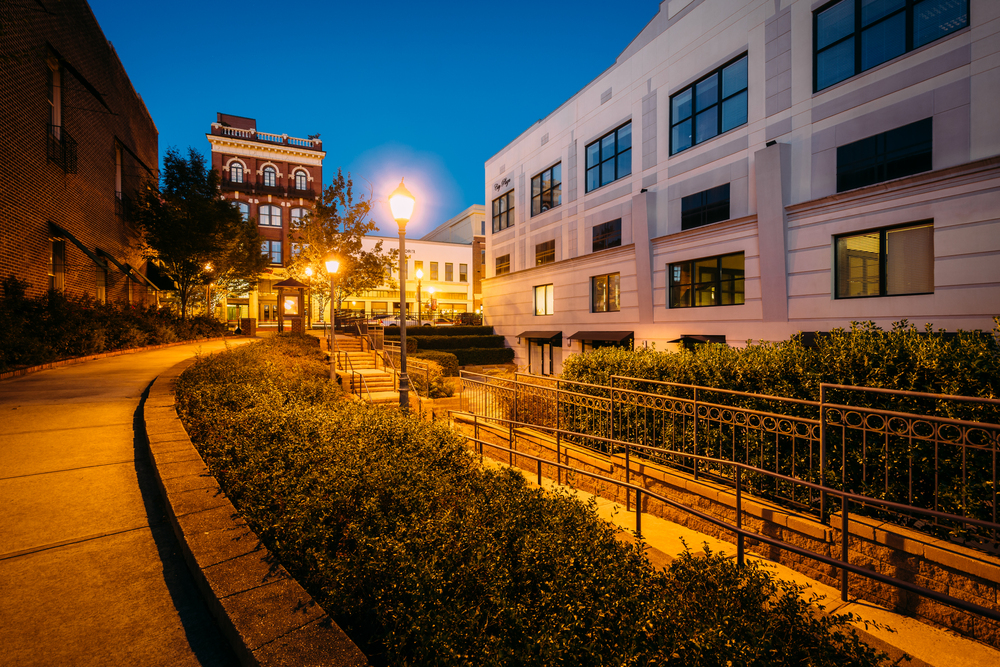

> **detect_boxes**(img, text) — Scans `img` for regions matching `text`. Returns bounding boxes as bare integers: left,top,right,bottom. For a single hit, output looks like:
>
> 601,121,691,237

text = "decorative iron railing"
47,124,77,174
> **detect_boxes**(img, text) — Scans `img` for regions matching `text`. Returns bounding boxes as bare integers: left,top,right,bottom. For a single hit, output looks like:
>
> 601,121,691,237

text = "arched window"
230,162,243,183
259,204,281,227
294,170,308,190
237,202,250,221
263,166,277,187
290,207,308,227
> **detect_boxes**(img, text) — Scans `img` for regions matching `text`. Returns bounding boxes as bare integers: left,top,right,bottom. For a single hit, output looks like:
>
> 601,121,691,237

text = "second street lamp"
388,178,415,413
415,268,423,327
325,254,339,382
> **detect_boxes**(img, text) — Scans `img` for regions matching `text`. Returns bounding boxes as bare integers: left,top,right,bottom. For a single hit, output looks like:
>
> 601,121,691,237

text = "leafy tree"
133,147,268,318
287,169,396,312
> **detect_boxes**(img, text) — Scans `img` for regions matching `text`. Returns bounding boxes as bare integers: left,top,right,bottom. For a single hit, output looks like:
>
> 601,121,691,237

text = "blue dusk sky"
88,0,661,238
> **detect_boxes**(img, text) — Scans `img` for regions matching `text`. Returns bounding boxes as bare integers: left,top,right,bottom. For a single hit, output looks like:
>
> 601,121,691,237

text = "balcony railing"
255,181,286,197
47,124,78,174
221,176,252,193
288,186,317,200
115,191,133,221
210,123,323,151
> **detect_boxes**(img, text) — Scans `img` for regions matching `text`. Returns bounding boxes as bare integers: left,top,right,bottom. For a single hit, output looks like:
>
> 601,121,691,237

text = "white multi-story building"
483,0,999,374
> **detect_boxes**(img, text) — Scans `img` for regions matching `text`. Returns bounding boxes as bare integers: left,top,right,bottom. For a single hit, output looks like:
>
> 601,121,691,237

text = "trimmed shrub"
451,347,515,366
175,337,892,667
384,325,494,337
406,335,505,351
413,350,459,376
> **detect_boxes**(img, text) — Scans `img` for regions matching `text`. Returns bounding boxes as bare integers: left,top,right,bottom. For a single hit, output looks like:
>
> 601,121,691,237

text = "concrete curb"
143,356,369,667
0,335,242,381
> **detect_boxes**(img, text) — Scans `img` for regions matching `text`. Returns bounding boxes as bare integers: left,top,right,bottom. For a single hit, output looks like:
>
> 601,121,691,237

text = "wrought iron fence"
459,371,1000,548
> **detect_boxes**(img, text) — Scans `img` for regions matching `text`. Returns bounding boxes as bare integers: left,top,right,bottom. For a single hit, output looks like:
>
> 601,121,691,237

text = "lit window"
445,263,453,281
681,184,730,230
670,55,747,155
531,163,562,216
430,261,438,280
496,254,510,275
459,263,468,282
592,219,622,252
836,118,932,192
592,273,620,312
294,170,307,190
262,240,282,265
259,204,282,227
535,240,555,266
669,252,745,308
534,284,554,315
415,260,423,277
492,190,515,232
230,162,244,184
237,202,250,221
815,0,968,92
263,166,277,187
586,123,631,192
290,207,308,227
835,222,933,298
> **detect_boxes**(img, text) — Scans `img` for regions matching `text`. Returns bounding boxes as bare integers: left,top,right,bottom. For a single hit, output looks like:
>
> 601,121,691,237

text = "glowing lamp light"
415,268,423,280
284,299,296,311
304,266,313,277
388,178,415,226
325,257,340,274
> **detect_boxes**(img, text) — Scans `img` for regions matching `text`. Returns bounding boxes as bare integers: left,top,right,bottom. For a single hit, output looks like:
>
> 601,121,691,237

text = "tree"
133,148,268,318
286,169,396,312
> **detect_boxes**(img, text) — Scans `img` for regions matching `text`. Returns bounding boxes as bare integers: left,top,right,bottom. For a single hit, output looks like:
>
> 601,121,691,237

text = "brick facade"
0,0,159,303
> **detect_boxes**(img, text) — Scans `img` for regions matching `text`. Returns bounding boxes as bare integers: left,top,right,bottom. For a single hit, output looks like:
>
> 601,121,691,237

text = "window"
586,123,631,192
259,204,282,227
291,242,302,257
492,190,515,232
290,207,308,227
837,118,932,192
681,184,731,230
294,170,307,190
230,162,244,183
47,55,61,139
237,202,250,221
669,252,745,308
430,261,438,280
536,239,555,265
534,284,554,315
815,0,968,91
496,254,510,275
459,264,468,282
50,240,65,291
415,260,423,278
531,163,562,216
445,263,453,281
671,55,748,155
835,222,933,298
592,273,620,312
262,166,277,187
592,219,622,252
262,240,282,265
481,220,486,235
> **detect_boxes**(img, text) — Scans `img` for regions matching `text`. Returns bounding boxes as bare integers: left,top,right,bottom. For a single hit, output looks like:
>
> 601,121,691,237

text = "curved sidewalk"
0,340,249,667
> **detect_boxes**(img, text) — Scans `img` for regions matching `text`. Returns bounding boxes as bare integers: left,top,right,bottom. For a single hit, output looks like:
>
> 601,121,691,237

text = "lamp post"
204,263,214,319
325,254,340,382
428,286,435,323
389,178,415,412
415,268,423,327
304,266,314,330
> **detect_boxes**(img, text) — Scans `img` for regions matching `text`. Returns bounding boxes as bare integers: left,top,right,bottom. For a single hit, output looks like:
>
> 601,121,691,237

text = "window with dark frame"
294,170,307,190
592,219,622,252
492,190,515,232
591,273,621,313
534,284,554,315
459,263,468,282
290,207,307,226
263,166,277,187
258,204,282,227
814,0,968,92
681,184,731,230
535,239,555,266
445,263,453,281
531,163,562,216
262,240,282,265
837,118,932,192
669,252,745,308
495,254,510,275
238,202,250,221
430,261,438,280
671,54,748,155
230,162,244,183
586,123,632,192
835,221,933,298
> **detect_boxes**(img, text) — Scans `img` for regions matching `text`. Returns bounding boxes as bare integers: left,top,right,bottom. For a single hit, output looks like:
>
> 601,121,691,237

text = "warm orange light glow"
304,266,314,277
388,178,415,225
415,268,423,280
324,254,339,274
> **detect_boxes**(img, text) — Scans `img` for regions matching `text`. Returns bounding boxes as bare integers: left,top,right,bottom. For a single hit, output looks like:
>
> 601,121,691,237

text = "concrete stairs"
331,336,399,404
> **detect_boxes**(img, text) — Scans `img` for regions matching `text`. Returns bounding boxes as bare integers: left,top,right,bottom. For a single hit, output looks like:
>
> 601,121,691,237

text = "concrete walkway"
0,340,250,667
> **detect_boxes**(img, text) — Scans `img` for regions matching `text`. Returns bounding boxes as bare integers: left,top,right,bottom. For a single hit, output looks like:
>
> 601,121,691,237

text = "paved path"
0,340,250,667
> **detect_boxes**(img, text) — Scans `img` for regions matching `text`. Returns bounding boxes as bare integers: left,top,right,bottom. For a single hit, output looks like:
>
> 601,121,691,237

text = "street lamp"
415,268,423,327
388,178,415,412
428,286,435,323
204,262,214,319
304,266,314,329
325,254,340,382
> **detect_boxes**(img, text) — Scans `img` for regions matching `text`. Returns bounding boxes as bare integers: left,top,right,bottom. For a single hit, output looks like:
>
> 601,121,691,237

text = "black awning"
126,263,162,291
569,330,634,343
96,248,145,286
517,330,562,344
144,261,178,291
50,223,106,270
667,334,727,347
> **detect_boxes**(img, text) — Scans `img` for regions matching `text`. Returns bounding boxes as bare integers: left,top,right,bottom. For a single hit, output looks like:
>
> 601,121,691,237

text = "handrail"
340,350,372,401
453,410,1000,623
383,341,432,398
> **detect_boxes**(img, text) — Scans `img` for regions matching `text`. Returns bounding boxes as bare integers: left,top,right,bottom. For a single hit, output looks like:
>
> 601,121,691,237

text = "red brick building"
207,113,325,325
0,0,160,304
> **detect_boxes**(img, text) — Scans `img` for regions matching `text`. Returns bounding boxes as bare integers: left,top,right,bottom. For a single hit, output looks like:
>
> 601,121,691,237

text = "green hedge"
407,335,505,351
451,347,515,366
0,275,227,372
413,350,459,376
175,336,890,667
384,325,494,337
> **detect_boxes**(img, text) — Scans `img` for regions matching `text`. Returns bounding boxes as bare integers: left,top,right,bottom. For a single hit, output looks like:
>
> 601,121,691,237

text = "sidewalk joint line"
0,459,137,481
0,522,163,561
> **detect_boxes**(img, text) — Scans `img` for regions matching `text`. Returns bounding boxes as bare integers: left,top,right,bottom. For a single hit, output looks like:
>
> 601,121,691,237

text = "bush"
175,338,892,667
406,335,505,351
384,325,494,337
413,350,459,376
451,347,515,366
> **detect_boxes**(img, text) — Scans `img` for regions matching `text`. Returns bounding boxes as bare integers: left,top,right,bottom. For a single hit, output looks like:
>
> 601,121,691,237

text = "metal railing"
339,351,372,401
454,410,1000,623
459,371,1000,548
47,124,77,173
384,340,433,399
